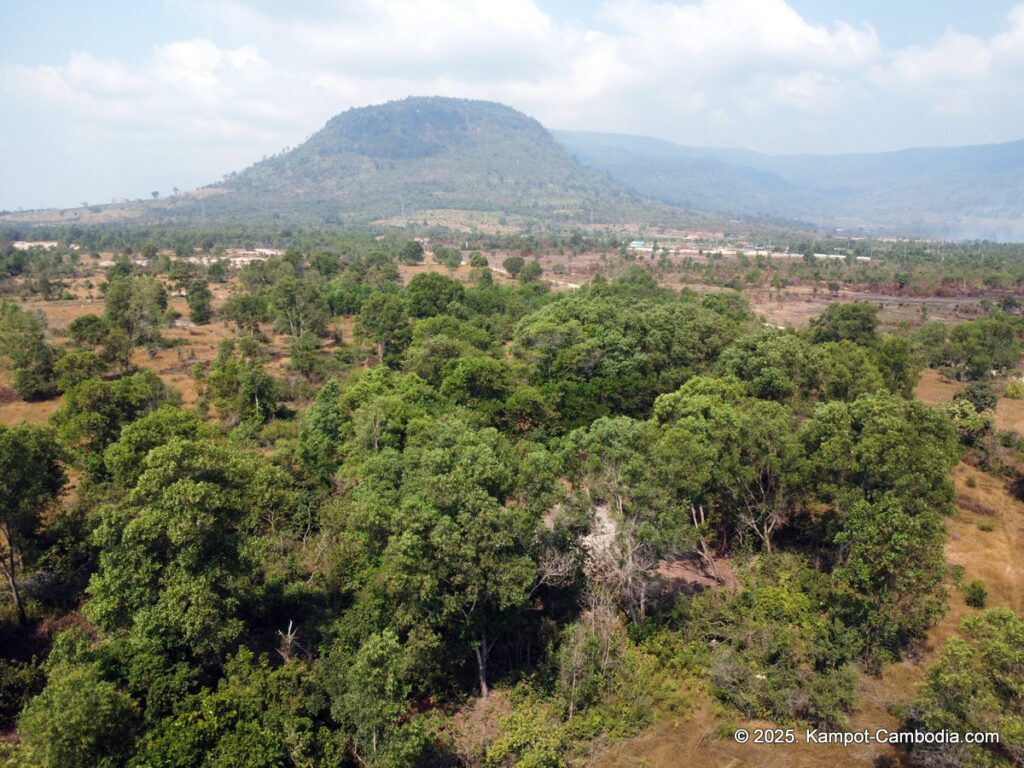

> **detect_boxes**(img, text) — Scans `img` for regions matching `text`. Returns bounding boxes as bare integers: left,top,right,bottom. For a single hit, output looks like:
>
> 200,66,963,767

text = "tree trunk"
1,552,25,625
475,637,489,698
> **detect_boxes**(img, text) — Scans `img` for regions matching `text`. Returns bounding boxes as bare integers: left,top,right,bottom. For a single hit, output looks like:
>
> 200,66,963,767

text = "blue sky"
2,0,1023,210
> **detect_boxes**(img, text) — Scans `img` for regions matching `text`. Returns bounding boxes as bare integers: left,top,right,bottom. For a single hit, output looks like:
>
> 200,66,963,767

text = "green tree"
502,255,525,278
874,334,922,397
357,293,410,365
904,608,1024,767
53,350,105,392
326,630,428,767
405,272,464,318
53,370,173,477
519,259,543,282
0,425,65,624
270,276,329,338
86,439,294,662
809,302,879,347
104,276,168,347
186,279,213,325
17,661,138,768
0,301,58,400
398,240,424,265
207,339,280,425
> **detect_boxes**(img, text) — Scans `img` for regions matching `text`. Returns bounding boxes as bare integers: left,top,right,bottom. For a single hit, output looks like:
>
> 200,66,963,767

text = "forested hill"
554,130,1024,241
206,97,655,226
3,98,697,229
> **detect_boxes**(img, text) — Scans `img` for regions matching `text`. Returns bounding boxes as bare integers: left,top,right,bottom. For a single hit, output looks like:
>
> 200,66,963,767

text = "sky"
2,0,1023,210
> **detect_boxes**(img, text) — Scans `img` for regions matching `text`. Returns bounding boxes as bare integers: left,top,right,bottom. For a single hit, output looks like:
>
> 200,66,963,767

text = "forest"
0,230,1022,768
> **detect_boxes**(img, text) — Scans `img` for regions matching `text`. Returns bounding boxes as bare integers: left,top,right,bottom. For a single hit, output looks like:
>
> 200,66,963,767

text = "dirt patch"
914,368,960,406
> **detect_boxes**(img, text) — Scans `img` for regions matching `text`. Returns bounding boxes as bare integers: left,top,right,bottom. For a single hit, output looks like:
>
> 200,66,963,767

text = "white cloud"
3,0,1024,208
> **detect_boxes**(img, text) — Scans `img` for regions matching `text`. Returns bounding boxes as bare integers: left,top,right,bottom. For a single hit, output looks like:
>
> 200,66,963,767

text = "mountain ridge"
554,129,1024,240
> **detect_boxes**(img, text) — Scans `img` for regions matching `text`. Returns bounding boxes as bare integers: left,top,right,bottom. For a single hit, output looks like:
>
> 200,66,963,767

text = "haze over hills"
1,98,700,231
4,95,1024,240
554,130,1024,241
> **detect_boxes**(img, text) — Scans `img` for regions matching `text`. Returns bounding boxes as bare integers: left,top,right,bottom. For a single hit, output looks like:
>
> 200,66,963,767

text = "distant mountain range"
554,130,1024,240
3,96,1023,240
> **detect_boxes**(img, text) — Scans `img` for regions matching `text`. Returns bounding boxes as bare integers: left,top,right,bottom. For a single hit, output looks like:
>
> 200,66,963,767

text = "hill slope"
555,130,1024,240
1,98,694,230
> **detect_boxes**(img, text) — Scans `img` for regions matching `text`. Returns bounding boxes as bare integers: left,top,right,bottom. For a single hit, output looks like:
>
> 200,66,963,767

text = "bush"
963,580,988,608
1003,379,1024,399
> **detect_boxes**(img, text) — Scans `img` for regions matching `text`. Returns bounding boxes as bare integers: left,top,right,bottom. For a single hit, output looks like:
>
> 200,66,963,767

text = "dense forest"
1,231,1023,768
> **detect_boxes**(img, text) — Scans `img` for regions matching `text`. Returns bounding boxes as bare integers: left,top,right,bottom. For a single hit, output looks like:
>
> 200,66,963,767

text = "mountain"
2,98,697,230
554,130,1024,240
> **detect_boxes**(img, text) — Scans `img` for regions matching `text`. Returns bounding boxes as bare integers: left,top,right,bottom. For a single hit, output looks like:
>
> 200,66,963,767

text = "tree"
104,276,168,348
67,314,109,348
405,272,464,318
326,630,428,767
904,608,1024,767
519,259,543,282
433,246,463,271
832,496,947,661
102,405,212,488
269,276,329,338
874,334,922,397
357,293,410,365
0,425,65,624
53,370,173,477
207,339,280,425
469,251,488,268
652,377,805,555
53,350,105,392
17,660,138,768
186,279,213,324
0,301,58,400
398,240,424,265
502,255,525,278
221,292,271,335
809,302,879,347
86,439,294,662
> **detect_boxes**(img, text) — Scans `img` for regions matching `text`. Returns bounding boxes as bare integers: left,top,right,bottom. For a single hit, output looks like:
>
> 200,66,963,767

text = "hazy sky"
2,0,1023,210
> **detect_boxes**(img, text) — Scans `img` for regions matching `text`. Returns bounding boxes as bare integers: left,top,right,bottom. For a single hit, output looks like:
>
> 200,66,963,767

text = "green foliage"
469,251,488,268
53,349,105,391
519,260,543,282
809,301,879,347
104,276,168,348
102,405,213,488
17,661,139,768
53,370,173,476
904,608,1024,768
207,339,280,425
86,439,295,662
956,380,998,413
0,301,58,400
963,580,988,608
0,424,65,622
357,292,410,365
324,630,430,767
673,556,859,727
270,276,329,337
398,240,424,265
485,698,567,768
502,255,525,278
133,649,340,768
186,278,213,324
406,272,464,318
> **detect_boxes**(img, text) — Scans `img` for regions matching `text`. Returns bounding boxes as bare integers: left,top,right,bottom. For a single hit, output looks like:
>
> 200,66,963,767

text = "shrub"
963,580,988,608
